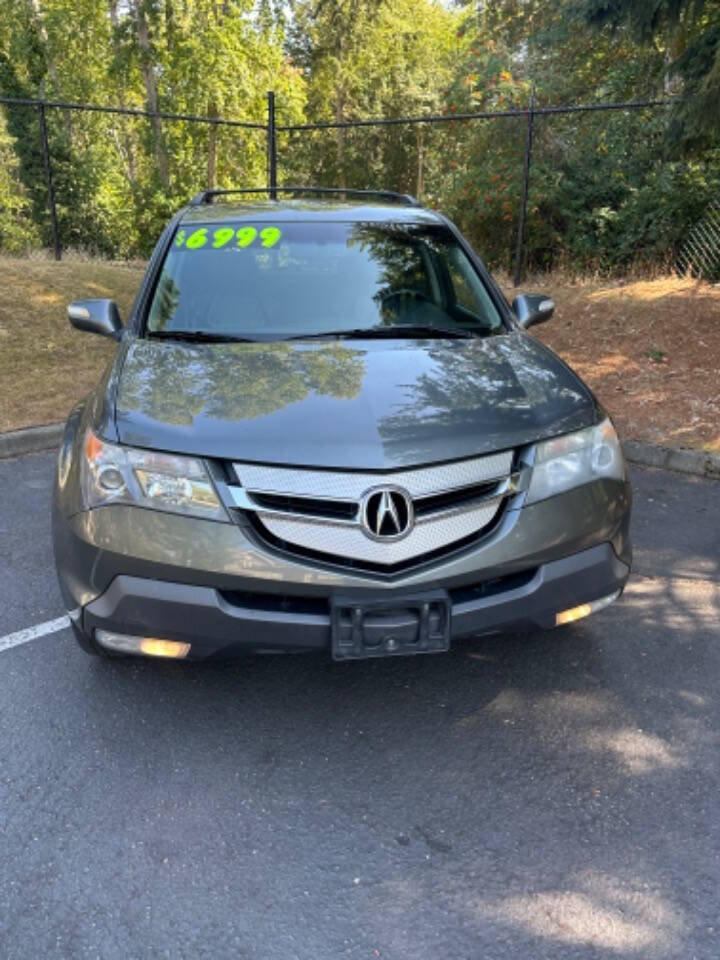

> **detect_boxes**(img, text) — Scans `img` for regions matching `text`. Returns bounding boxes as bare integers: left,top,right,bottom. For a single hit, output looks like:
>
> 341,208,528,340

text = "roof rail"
188,186,419,207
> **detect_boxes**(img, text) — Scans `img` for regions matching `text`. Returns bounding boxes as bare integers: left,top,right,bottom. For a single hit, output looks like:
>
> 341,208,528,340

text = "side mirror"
512,293,554,330
68,299,123,340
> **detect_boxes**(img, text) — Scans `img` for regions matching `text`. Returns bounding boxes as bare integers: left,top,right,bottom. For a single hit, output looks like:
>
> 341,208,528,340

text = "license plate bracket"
330,590,451,661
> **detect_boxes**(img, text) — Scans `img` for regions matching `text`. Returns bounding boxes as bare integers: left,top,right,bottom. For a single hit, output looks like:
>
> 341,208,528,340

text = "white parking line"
0,615,70,653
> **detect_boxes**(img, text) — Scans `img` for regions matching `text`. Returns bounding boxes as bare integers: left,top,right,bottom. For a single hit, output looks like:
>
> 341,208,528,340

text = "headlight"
81,429,227,521
526,418,625,505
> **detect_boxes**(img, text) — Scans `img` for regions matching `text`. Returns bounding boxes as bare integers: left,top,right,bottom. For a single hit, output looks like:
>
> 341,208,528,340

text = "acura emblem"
361,487,414,540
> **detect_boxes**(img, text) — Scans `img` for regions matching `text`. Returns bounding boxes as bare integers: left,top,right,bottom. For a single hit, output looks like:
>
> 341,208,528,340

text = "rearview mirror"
68,299,123,340
512,293,554,330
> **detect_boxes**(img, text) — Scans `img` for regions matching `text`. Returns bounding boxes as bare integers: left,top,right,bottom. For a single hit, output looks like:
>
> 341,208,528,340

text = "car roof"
179,199,445,225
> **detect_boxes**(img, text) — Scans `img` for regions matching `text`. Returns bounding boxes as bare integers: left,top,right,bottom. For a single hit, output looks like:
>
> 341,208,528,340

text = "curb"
0,423,64,459
1,422,719,480
622,439,720,480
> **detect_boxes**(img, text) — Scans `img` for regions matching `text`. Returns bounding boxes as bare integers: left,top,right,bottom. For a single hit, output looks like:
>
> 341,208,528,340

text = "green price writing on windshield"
186,228,209,249
260,227,282,247
236,226,257,248
175,226,283,251
212,227,235,248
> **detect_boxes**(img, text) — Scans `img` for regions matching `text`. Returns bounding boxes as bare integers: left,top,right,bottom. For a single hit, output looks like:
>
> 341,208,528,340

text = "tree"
129,0,170,187
287,0,459,196
0,0,306,257
0,110,40,252
580,0,720,145
431,0,720,272
0,0,717,270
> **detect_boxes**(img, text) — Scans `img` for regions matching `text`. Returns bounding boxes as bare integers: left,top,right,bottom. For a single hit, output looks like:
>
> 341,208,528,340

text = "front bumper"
53,476,631,659
78,542,628,659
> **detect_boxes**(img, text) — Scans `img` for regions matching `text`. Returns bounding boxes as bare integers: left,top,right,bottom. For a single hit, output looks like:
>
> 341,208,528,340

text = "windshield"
146,221,505,340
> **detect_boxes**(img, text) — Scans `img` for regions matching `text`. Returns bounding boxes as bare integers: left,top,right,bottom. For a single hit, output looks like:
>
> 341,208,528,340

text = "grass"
0,257,718,452
0,257,145,433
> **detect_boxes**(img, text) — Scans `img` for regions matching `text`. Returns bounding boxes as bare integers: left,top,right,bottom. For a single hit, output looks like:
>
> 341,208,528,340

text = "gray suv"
52,187,631,661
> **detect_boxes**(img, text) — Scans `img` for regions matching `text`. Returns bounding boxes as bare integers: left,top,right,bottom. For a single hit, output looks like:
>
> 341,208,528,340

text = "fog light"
555,589,621,626
95,630,190,659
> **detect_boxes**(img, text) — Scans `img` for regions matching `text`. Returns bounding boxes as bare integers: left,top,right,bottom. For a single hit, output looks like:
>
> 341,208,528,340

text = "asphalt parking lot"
0,450,718,959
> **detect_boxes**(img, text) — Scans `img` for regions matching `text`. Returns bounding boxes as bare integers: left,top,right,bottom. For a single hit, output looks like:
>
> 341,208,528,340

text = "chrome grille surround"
229,451,520,568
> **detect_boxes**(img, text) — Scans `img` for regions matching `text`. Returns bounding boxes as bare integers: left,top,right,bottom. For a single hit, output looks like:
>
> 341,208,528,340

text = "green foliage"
0,111,40,252
579,0,720,146
551,138,720,271
0,0,306,258
284,0,460,196
426,0,720,272
0,0,718,273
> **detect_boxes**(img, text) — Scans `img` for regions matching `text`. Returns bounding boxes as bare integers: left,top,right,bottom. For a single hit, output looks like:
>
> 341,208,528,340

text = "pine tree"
581,0,720,144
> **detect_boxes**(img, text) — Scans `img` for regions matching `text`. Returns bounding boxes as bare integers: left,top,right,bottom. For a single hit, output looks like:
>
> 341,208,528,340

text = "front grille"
232,453,513,500
449,567,537,603
257,501,500,566
249,491,358,521
227,451,522,571
220,567,537,611
219,590,328,615
414,480,501,516
244,512,503,575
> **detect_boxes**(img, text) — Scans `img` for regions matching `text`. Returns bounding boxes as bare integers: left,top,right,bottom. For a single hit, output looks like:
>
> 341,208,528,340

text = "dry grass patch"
500,274,720,453
0,257,144,432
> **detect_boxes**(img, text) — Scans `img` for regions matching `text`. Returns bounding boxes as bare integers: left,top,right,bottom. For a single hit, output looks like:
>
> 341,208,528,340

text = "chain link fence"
677,201,720,279
3,90,713,282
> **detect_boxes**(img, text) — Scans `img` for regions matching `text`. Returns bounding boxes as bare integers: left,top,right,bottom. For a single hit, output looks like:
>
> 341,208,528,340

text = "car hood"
114,333,596,469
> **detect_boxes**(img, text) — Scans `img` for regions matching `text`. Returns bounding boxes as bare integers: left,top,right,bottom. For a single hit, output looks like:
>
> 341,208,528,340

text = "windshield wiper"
285,323,482,342
147,330,261,343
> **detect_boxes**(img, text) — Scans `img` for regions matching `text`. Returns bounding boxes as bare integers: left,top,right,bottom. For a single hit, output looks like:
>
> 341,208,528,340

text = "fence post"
37,102,61,261
513,86,535,287
267,90,277,199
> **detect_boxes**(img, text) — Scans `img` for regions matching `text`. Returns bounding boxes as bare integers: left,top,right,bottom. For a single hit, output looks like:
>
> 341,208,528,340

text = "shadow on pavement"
61,571,719,958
